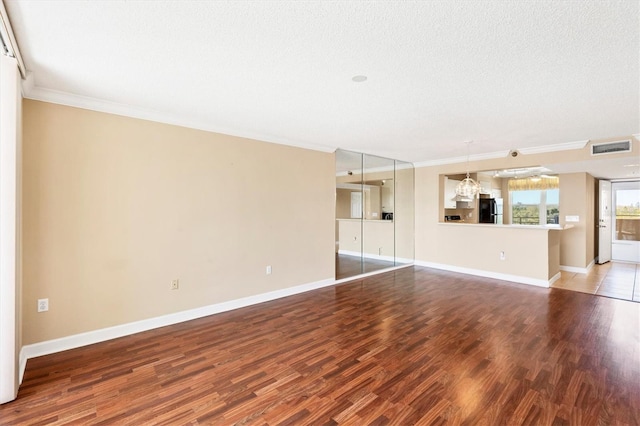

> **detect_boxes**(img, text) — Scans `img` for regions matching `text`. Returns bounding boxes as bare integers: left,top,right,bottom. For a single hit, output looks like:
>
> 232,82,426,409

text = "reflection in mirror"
335,149,414,280
335,150,363,278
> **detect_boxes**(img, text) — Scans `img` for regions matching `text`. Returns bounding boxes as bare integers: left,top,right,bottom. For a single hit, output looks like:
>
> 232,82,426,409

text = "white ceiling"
5,0,640,170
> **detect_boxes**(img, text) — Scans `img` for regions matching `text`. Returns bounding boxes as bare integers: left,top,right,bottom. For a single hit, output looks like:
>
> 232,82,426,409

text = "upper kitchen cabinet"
443,177,460,209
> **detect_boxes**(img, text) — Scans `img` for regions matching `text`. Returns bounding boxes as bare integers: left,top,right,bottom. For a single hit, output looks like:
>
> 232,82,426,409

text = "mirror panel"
336,149,414,279
363,153,396,273
335,150,364,278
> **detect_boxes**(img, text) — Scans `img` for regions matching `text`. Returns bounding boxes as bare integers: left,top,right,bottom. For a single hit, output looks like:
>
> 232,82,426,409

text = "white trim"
338,249,413,264
559,259,595,274
549,272,561,286
18,348,26,384
333,263,414,285
0,55,20,404
22,85,335,154
18,263,419,381
518,140,589,155
413,139,591,169
0,2,26,78
413,150,510,168
21,71,34,97
335,162,414,177
414,260,551,288
20,277,335,371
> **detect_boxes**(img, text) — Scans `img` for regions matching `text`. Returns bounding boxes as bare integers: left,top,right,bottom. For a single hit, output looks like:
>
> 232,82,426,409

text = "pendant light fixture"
455,141,480,200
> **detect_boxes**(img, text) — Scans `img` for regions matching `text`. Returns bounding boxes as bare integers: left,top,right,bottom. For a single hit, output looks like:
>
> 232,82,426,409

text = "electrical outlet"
171,279,179,290
266,265,272,275
37,298,49,312
500,251,506,261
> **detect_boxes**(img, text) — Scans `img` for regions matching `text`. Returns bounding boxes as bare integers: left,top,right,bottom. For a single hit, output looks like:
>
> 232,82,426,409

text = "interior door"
598,180,612,264
350,192,362,218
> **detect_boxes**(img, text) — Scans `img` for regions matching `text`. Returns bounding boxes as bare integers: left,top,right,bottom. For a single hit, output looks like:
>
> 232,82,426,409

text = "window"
508,176,559,226
511,189,559,225
613,186,640,242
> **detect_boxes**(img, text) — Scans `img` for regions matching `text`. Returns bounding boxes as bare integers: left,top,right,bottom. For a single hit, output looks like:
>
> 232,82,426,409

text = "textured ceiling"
5,0,640,166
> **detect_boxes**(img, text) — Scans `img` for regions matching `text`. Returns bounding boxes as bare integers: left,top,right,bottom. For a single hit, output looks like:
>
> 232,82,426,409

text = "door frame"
611,180,640,263
597,180,612,264
0,54,20,404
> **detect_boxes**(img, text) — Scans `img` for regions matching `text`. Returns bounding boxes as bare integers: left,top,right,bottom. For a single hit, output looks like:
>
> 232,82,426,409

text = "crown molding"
413,150,510,169
414,139,592,169
518,139,589,155
21,81,336,154
335,161,414,177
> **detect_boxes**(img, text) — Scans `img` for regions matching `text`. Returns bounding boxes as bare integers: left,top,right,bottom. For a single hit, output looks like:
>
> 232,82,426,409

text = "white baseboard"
338,249,414,264
560,259,595,274
18,347,27,384
549,272,561,286
414,260,551,288
333,263,414,285
19,276,337,382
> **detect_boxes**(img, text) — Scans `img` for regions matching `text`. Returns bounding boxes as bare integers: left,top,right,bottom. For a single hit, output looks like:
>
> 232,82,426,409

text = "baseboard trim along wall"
559,259,595,274
414,260,553,289
338,249,414,265
19,276,339,383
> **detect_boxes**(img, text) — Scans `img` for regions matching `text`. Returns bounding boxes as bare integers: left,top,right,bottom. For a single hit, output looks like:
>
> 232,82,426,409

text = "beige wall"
394,165,415,260
335,188,353,219
558,173,596,268
417,139,639,273
337,219,395,257
22,100,335,344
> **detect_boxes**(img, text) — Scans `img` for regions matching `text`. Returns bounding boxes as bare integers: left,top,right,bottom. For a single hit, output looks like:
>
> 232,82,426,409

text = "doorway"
611,181,640,263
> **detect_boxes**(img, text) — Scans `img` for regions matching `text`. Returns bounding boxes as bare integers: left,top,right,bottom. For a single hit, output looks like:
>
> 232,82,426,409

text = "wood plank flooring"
2,266,639,425
335,254,399,280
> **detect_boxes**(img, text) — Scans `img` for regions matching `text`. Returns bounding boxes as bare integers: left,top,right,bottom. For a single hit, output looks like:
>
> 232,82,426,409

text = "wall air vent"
591,140,631,156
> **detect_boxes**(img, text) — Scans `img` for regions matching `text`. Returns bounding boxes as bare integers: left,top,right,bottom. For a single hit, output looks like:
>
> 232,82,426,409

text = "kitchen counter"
428,222,566,287
439,222,573,230
337,218,394,222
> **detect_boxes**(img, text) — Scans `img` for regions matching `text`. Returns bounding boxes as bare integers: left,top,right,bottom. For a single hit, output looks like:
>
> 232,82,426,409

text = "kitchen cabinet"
444,177,460,209
479,180,492,194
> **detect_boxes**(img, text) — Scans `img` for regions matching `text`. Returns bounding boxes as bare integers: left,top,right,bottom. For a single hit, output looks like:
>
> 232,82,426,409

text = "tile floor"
552,261,639,302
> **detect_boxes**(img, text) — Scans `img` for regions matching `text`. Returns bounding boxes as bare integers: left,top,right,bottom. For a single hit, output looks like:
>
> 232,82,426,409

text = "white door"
350,192,362,218
597,180,612,264
611,181,640,263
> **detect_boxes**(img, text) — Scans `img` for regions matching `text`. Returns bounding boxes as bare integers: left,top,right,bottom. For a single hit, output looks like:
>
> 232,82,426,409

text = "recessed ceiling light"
352,75,367,82
623,164,640,167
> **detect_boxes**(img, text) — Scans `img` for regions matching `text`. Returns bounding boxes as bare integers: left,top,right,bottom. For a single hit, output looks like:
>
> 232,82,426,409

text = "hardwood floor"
552,261,639,302
335,254,399,280
2,266,639,425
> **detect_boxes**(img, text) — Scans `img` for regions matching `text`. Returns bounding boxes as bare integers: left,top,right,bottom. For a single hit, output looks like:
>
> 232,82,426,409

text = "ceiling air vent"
591,140,631,156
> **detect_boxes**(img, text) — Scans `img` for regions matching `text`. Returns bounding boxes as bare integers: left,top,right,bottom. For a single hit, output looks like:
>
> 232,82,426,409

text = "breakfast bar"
429,223,572,287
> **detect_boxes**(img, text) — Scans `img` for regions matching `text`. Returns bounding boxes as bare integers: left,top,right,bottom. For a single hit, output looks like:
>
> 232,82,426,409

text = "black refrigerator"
479,198,497,223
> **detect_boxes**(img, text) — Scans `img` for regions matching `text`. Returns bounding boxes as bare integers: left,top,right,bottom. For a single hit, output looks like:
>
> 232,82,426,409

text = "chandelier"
455,141,480,200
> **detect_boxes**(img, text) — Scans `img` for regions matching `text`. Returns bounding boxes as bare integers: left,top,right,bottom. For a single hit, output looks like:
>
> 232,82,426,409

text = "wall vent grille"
591,140,631,155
